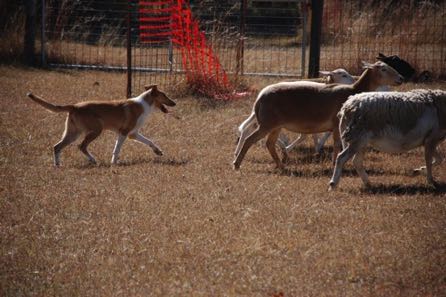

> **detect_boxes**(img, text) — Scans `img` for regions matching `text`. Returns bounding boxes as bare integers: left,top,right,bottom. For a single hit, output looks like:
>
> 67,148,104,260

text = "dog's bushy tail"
26,92,74,113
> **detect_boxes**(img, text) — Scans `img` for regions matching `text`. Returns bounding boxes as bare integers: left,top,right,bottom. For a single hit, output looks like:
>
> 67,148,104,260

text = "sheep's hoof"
88,158,97,165
154,149,163,156
328,181,336,191
233,162,240,170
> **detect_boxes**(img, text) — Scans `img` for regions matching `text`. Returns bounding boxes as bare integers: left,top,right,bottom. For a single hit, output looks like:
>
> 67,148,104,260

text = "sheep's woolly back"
339,89,446,142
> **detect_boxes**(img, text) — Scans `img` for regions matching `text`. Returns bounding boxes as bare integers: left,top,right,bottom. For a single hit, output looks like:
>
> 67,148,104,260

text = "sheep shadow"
284,146,389,164
276,167,388,178
246,147,333,166
361,182,446,196
284,148,333,165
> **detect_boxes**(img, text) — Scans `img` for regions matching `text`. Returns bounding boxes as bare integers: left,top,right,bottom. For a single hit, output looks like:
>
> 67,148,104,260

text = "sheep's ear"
144,84,158,91
319,70,331,76
361,61,373,69
377,53,386,59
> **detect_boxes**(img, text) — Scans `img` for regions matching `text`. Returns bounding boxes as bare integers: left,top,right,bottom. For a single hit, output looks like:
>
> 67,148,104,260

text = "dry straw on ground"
1,66,446,296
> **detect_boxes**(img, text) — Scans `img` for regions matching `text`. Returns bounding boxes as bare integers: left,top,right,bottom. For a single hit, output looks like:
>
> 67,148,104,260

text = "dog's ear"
144,84,158,92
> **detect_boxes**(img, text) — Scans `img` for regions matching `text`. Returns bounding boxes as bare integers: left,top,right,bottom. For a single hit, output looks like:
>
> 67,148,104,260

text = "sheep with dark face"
376,53,416,82
329,89,446,190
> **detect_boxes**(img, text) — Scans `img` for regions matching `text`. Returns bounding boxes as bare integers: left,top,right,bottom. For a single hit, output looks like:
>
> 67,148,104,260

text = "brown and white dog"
26,85,176,166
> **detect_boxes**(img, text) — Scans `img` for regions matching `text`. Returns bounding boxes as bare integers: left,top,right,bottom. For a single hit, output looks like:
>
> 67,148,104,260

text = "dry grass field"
1,66,446,296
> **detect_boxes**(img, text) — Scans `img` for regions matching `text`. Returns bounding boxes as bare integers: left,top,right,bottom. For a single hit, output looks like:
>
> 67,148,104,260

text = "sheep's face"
364,61,404,86
376,53,416,81
320,69,355,84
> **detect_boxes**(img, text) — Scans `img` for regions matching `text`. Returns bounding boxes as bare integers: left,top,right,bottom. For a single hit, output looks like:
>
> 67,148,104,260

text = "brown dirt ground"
1,66,445,296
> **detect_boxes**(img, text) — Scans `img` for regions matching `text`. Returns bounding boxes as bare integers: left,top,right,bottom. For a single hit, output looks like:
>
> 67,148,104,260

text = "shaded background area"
1,0,445,94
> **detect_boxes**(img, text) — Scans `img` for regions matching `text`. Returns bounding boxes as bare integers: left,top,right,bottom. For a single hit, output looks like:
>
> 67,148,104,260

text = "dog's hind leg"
54,117,80,166
79,128,102,164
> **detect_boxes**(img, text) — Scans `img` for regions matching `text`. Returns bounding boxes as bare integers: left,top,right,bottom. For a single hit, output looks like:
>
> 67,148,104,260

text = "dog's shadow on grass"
360,182,446,196
74,157,189,169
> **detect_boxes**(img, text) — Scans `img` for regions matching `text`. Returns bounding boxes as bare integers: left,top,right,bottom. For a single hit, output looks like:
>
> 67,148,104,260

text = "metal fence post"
300,1,309,78
236,0,247,76
126,1,132,98
41,0,46,67
308,0,323,78
24,0,36,66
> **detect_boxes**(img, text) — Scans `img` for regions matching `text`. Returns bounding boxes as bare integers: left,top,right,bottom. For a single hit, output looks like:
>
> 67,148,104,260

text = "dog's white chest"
130,96,153,133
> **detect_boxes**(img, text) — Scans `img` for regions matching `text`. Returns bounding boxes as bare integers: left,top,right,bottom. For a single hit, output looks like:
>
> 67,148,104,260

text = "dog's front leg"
129,132,163,156
111,134,127,164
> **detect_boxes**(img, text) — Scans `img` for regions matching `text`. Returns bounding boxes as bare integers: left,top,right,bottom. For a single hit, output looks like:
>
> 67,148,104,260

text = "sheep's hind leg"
423,140,439,187
266,128,284,170
315,132,331,154
233,127,270,170
352,149,370,187
329,143,358,190
331,128,343,166
413,147,443,173
235,113,256,157
285,134,307,154
235,120,256,157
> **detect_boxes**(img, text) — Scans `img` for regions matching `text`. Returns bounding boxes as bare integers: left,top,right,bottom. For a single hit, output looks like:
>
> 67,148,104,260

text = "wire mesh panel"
321,0,446,79
43,0,306,95
132,0,235,95
241,0,307,76
42,1,446,96
132,0,307,94
44,0,129,70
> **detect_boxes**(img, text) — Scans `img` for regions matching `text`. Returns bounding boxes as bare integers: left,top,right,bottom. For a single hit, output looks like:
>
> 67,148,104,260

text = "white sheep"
329,89,446,189
233,61,403,171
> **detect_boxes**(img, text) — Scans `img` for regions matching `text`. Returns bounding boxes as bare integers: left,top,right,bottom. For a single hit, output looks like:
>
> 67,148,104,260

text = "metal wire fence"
320,0,446,80
44,0,129,70
43,0,307,95
42,0,446,97
131,0,307,95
